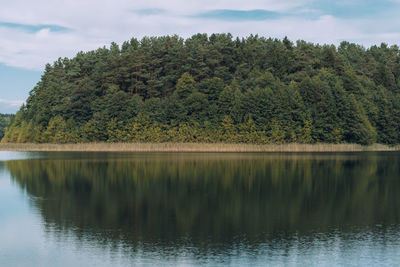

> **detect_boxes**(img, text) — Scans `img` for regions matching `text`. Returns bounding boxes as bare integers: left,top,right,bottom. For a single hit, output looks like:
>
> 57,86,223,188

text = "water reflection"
4,152,400,264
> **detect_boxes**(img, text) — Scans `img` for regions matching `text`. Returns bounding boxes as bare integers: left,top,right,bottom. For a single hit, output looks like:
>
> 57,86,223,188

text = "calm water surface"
1,151,400,266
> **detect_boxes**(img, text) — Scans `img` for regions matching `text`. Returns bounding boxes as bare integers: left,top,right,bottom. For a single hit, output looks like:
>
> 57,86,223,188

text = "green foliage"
174,72,196,100
297,120,313,144
0,114,13,140
198,77,224,102
220,115,237,142
3,35,400,145
43,116,69,143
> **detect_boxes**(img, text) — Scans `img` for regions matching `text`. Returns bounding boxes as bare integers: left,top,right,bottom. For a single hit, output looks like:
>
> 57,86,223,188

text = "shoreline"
0,143,399,152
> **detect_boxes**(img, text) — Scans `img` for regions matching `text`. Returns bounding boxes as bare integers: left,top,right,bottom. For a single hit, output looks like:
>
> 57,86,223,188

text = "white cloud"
0,0,399,71
0,98,24,107
0,98,24,113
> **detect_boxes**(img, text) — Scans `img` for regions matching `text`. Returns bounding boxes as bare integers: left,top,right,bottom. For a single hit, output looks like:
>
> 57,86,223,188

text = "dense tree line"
2,34,400,145
0,114,13,140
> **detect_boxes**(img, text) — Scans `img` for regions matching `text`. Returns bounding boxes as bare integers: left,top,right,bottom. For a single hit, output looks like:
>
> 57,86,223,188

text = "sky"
1,0,400,113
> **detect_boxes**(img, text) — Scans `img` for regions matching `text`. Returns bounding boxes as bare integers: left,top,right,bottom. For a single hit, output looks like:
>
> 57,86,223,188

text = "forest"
0,114,13,140
2,34,400,145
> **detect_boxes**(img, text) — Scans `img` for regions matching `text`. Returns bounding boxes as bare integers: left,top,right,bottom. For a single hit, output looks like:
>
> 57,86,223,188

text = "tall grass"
0,143,399,152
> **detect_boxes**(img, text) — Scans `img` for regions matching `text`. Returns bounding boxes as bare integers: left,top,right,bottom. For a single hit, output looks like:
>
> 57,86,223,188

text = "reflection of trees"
5,153,400,246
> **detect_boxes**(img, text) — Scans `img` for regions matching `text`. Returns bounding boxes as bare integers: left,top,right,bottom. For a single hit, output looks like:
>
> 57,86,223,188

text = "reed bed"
0,143,399,152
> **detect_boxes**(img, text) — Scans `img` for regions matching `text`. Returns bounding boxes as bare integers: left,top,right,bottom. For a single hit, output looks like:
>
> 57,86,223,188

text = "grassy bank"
0,143,399,152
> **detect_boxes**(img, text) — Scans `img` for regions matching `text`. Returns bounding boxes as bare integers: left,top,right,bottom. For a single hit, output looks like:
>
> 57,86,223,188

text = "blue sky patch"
309,0,396,18
194,9,281,21
0,22,69,33
0,63,42,113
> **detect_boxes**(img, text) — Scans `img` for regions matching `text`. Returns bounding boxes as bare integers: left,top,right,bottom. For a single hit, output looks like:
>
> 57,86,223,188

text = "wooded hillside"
3,34,400,145
0,114,13,140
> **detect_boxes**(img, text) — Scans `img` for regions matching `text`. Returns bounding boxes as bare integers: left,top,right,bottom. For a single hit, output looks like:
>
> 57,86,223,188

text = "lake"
1,151,400,266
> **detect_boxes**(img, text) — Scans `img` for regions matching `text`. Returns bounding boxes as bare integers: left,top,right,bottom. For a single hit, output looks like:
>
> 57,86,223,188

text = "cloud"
131,8,166,16
0,99,24,113
0,98,23,107
0,0,399,72
0,26,97,70
0,22,69,33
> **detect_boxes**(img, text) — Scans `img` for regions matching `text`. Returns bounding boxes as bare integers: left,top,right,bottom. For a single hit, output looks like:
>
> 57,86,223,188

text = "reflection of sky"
0,170,43,263
0,165,133,266
0,151,36,162
0,170,30,220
